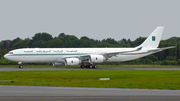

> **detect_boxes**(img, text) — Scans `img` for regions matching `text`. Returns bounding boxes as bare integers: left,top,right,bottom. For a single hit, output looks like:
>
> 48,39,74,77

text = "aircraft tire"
19,65,23,69
93,65,98,69
86,65,90,68
90,65,93,68
80,65,85,68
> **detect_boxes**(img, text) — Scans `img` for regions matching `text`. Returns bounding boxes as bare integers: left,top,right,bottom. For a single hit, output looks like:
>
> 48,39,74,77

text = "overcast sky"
0,0,180,41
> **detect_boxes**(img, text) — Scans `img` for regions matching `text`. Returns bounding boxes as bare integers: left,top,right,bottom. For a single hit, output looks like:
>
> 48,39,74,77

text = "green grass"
0,65,180,68
0,70,180,90
99,65,180,68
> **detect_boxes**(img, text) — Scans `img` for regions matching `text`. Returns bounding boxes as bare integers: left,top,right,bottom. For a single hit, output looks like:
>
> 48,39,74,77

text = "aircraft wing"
102,50,134,58
74,47,142,60
65,49,138,61
102,47,142,58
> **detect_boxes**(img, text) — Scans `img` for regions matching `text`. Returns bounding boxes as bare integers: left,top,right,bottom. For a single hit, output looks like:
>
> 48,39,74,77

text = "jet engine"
65,58,81,66
90,55,106,63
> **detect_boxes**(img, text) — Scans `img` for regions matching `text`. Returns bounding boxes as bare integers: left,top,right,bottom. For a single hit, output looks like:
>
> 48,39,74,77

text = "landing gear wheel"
89,65,93,68
93,65,98,69
80,65,85,68
19,65,23,69
86,65,90,68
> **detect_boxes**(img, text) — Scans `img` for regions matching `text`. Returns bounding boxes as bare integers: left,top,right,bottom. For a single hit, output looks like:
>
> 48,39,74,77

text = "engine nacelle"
53,62,65,66
65,58,81,66
90,55,106,63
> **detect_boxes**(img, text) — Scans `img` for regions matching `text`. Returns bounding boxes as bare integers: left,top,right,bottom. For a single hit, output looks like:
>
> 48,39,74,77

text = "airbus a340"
4,26,175,69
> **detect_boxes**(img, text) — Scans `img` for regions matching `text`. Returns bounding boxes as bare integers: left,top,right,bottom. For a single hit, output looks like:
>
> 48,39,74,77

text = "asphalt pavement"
0,85,180,101
1,67,180,71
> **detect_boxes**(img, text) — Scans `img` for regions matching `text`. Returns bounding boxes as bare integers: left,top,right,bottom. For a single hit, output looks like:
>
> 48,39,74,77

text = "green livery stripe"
8,54,88,56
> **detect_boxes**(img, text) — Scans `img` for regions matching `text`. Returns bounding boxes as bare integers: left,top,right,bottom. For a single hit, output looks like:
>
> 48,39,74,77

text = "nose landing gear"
19,65,23,69
18,62,23,69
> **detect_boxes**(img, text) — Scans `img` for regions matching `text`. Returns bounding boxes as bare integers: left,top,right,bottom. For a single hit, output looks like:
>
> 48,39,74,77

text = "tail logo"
152,36,156,41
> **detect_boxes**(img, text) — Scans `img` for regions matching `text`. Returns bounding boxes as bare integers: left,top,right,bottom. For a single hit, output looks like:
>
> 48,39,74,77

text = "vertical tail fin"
137,26,164,48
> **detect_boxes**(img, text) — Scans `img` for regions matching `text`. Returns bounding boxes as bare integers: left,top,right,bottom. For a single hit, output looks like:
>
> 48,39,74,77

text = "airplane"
4,26,175,69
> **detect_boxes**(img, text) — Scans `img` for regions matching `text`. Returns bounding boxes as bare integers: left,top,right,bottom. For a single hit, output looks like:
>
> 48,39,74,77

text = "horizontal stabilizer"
148,46,176,52
160,46,176,50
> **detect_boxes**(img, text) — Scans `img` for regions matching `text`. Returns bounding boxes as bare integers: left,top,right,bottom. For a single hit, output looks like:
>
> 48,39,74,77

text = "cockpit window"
8,52,13,54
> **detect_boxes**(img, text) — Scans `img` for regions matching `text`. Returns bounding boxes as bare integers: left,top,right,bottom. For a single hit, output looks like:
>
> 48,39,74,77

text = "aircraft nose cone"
4,54,8,59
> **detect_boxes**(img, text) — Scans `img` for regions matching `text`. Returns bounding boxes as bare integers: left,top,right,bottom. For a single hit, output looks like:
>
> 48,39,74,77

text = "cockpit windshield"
8,52,13,54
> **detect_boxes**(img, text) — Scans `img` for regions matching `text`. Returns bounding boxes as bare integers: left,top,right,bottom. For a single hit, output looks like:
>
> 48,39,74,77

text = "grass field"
0,65,180,68
0,70,180,90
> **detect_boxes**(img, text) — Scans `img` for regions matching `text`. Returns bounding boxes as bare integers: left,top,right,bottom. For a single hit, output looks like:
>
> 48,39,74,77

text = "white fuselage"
4,48,154,63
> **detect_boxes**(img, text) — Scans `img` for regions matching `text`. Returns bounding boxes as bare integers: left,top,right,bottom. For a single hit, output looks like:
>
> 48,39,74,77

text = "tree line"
0,32,180,65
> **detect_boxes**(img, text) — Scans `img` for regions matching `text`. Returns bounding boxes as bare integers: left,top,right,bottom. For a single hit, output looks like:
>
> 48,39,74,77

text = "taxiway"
0,67,180,71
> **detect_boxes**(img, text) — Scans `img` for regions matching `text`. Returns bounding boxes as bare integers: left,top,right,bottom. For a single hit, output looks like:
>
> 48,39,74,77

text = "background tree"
58,33,65,39
11,38,30,50
32,32,53,41
0,31,180,65
97,42,110,47
47,39,63,48
0,49,3,57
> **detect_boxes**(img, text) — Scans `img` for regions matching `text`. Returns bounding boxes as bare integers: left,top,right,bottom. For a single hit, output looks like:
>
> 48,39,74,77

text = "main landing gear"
80,64,98,69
